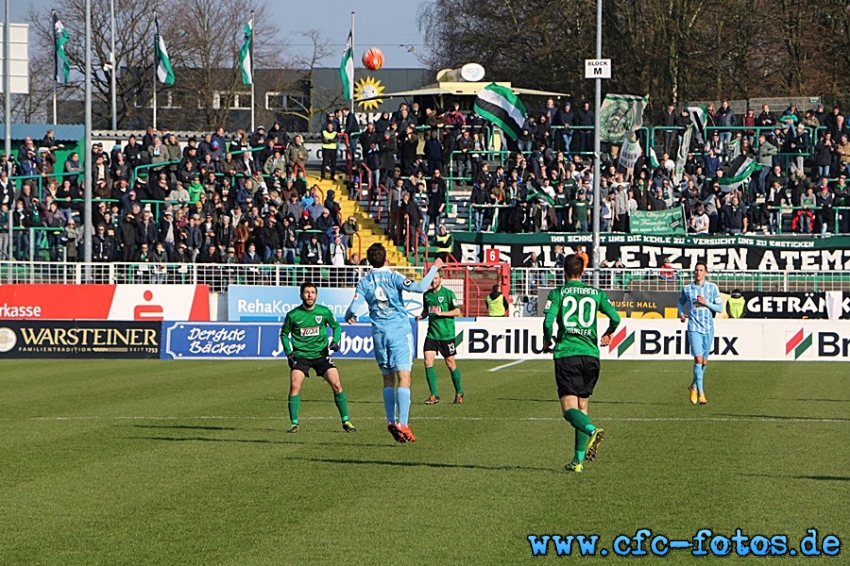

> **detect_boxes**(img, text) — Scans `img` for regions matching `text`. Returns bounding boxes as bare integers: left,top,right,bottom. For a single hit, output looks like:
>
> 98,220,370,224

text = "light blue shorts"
688,330,714,359
373,328,414,373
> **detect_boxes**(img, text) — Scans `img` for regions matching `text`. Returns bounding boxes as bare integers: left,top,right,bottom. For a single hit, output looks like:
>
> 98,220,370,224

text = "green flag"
473,83,527,141
154,17,175,85
340,30,353,101
53,12,70,84
239,21,253,85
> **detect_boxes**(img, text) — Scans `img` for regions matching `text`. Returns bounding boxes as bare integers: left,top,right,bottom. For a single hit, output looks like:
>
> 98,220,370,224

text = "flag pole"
83,0,93,266
250,11,255,133
52,10,58,124
591,0,602,288
5,0,12,267
350,11,355,116
152,11,157,130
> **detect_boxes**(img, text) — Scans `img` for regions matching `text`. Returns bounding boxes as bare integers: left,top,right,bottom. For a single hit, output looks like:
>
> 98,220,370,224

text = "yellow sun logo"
354,77,385,111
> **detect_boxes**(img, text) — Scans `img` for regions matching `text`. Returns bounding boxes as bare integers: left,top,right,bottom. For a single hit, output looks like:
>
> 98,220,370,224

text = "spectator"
486,283,509,317
690,204,710,234
816,181,834,235
341,215,359,249
720,195,748,234
794,186,816,234
424,179,445,236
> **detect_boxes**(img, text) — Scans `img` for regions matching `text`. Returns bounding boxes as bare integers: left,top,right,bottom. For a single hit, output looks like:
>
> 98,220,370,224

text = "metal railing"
5,262,848,295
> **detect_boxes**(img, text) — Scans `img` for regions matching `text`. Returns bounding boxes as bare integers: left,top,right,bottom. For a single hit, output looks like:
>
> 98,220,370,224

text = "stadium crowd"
2,99,849,263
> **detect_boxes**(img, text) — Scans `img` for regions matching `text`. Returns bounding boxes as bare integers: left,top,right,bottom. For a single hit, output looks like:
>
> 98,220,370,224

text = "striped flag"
239,21,253,85
474,84,526,141
53,12,70,84
718,155,760,193
154,18,175,85
339,30,354,101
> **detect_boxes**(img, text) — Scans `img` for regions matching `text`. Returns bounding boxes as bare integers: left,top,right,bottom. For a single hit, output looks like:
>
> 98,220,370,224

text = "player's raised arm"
398,261,441,294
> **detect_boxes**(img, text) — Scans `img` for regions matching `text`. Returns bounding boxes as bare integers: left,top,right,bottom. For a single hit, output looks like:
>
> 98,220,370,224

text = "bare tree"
280,29,339,128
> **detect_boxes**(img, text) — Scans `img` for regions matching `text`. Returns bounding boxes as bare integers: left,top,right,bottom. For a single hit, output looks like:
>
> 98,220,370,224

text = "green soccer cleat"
424,395,441,405
342,421,357,433
287,424,299,434
453,394,464,404
565,460,584,473
585,428,605,462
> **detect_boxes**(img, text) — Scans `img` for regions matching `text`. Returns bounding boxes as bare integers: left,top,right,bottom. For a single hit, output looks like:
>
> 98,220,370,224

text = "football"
362,47,384,71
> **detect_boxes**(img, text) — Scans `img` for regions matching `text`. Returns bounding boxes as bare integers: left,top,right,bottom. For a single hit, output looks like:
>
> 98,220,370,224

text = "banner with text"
453,233,850,271
227,286,423,322
161,321,416,360
425,318,850,361
0,285,210,321
0,321,161,358
742,291,850,320
629,207,687,236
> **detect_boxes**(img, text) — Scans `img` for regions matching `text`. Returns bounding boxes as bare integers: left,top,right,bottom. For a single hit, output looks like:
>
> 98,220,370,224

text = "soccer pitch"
1,359,847,565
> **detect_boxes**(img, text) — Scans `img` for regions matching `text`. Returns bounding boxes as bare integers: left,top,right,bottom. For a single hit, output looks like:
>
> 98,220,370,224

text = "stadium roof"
10,124,85,141
359,81,569,102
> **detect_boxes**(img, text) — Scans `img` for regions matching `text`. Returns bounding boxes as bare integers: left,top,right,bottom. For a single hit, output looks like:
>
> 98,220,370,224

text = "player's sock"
397,387,412,426
288,394,301,425
450,367,463,395
333,390,350,422
382,387,396,423
696,365,705,395
564,408,595,435
425,366,439,397
575,429,589,462
692,363,702,390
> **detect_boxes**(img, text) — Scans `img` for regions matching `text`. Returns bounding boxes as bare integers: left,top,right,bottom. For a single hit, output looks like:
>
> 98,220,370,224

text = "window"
265,92,307,111
210,91,253,110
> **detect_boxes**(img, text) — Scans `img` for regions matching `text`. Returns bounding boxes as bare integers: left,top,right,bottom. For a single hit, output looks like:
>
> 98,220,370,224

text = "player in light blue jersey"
678,261,722,405
345,243,443,443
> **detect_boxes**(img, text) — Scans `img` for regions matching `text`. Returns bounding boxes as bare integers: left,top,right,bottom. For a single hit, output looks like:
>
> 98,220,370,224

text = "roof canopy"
358,81,569,102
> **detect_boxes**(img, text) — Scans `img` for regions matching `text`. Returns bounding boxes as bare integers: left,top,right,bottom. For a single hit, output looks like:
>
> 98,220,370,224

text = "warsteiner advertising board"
0,321,161,358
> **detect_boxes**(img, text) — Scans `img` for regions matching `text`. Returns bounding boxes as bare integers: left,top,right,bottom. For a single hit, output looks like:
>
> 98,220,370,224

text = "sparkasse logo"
786,329,813,360
608,326,635,358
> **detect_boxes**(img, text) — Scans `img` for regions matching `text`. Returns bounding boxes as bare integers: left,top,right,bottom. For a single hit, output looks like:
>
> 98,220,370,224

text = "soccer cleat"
342,421,357,433
424,395,441,405
585,428,605,462
397,424,417,442
387,422,406,444
698,394,708,405
453,394,464,404
689,385,698,405
287,424,299,434
565,460,584,473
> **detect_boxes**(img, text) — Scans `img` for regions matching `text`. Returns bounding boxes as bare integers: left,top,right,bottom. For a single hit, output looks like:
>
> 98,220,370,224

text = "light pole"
591,0,603,288
83,0,93,265
109,0,117,130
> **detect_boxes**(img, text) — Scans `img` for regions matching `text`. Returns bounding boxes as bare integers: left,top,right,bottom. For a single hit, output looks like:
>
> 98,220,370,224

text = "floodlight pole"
83,0,93,265
4,0,12,269
591,0,602,288
110,0,117,130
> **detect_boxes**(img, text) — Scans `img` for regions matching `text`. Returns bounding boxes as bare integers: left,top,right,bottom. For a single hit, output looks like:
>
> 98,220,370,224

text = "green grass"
1,359,848,565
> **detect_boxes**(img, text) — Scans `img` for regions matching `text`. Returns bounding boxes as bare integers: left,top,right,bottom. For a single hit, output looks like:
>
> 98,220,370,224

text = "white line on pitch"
9,415,848,424
488,360,527,372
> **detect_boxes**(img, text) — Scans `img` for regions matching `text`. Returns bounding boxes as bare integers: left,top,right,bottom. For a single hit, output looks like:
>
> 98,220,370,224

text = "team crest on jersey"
315,316,322,324
403,278,413,287
438,297,444,303
300,327,320,337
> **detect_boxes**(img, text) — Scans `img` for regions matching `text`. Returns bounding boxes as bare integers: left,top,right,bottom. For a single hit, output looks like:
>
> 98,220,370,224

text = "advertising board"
0,321,161,358
0,285,210,321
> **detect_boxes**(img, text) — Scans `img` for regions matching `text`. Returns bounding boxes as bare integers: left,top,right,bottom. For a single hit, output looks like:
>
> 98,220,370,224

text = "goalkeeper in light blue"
678,261,722,406
345,243,443,444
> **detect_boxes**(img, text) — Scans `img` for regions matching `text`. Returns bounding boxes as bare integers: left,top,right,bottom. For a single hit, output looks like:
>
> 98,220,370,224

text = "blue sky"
11,0,428,69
